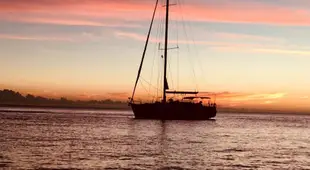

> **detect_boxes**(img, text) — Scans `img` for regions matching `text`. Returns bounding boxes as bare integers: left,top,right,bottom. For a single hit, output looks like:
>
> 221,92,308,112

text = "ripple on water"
0,162,10,168
158,166,192,170
215,148,248,153
35,168,83,170
221,154,235,161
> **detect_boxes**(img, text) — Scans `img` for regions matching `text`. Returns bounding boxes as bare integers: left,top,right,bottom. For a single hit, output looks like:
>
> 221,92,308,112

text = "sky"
0,0,310,112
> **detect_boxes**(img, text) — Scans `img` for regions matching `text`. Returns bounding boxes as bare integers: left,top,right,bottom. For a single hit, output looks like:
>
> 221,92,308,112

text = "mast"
163,0,169,103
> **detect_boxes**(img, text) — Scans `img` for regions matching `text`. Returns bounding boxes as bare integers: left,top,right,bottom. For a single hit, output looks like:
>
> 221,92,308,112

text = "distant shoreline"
1,103,309,116
0,103,131,111
0,89,130,111
1,89,309,115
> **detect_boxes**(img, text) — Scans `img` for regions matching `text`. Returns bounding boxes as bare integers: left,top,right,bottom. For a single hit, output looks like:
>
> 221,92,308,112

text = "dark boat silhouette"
129,0,217,120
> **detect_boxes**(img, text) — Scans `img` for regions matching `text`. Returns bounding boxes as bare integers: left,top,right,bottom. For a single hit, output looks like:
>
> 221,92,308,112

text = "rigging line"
149,7,161,94
156,1,163,50
159,59,163,98
130,0,159,102
139,81,154,99
177,45,180,90
150,5,164,93
148,48,156,95
140,76,163,92
177,0,198,91
139,79,158,102
179,0,201,91
168,55,174,89
177,9,180,91
156,58,161,99
159,0,165,47
156,6,164,100
179,1,206,87
156,3,165,99
167,4,178,90
169,1,179,91
175,0,180,91
153,3,164,96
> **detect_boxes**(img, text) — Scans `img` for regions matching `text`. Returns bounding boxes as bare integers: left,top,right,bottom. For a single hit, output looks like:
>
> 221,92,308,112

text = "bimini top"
183,96,211,100
166,90,199,94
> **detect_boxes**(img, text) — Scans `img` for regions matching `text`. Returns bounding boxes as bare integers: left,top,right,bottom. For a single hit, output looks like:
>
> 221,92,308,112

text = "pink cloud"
180,2,310,26
5,16,140,28
0,1,152,27
0,0,310,26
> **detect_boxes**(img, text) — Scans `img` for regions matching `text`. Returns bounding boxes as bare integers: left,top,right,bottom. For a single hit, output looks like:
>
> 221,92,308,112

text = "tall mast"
163,0,169,103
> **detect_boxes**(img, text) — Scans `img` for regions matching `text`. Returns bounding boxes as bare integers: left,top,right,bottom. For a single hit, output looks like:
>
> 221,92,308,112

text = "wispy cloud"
115,31,310,56
2,16,141,28
252,48,310,56
0,34,74,42
300,96,309,99
0,31,114,42
115,31,148,42
115,31,282,43
211,32,280,42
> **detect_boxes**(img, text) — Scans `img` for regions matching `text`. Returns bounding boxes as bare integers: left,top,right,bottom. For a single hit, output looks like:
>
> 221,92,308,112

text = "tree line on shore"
0,89,124,105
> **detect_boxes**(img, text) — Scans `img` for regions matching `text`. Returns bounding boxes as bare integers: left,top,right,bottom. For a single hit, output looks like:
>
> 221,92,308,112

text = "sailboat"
128,0,217,120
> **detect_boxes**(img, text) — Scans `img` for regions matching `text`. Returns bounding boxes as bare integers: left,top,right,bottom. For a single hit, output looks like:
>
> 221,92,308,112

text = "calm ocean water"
0,107,309,170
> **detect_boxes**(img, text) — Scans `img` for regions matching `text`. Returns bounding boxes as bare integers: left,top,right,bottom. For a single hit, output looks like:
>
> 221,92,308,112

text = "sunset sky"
0,0,310,112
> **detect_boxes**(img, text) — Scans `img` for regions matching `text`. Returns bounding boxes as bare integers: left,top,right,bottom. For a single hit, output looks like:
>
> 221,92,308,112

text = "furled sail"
164,77,169,90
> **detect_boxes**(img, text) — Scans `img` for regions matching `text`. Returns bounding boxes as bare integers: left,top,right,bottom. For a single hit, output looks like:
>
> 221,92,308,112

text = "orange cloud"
203,91,291,110
132,90,290,110
202,91,287,101
106,92,130,100
230,93,287,101
262,100,276,105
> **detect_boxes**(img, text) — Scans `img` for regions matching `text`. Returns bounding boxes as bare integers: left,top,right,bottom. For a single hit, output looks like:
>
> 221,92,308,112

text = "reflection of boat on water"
129,0,217,120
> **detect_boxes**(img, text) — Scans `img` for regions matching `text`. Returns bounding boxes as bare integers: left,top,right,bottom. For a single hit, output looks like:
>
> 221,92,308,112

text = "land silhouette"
0,89,129,110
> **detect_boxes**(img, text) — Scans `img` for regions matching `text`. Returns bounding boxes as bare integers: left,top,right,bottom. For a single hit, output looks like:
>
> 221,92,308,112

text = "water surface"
0,108,309,169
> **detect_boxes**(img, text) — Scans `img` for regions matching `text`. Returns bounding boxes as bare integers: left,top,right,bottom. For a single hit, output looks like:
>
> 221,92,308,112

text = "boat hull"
131,102,216,120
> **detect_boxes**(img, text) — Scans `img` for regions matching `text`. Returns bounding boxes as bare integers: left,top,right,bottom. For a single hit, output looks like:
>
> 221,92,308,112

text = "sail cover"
164,77,169,90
